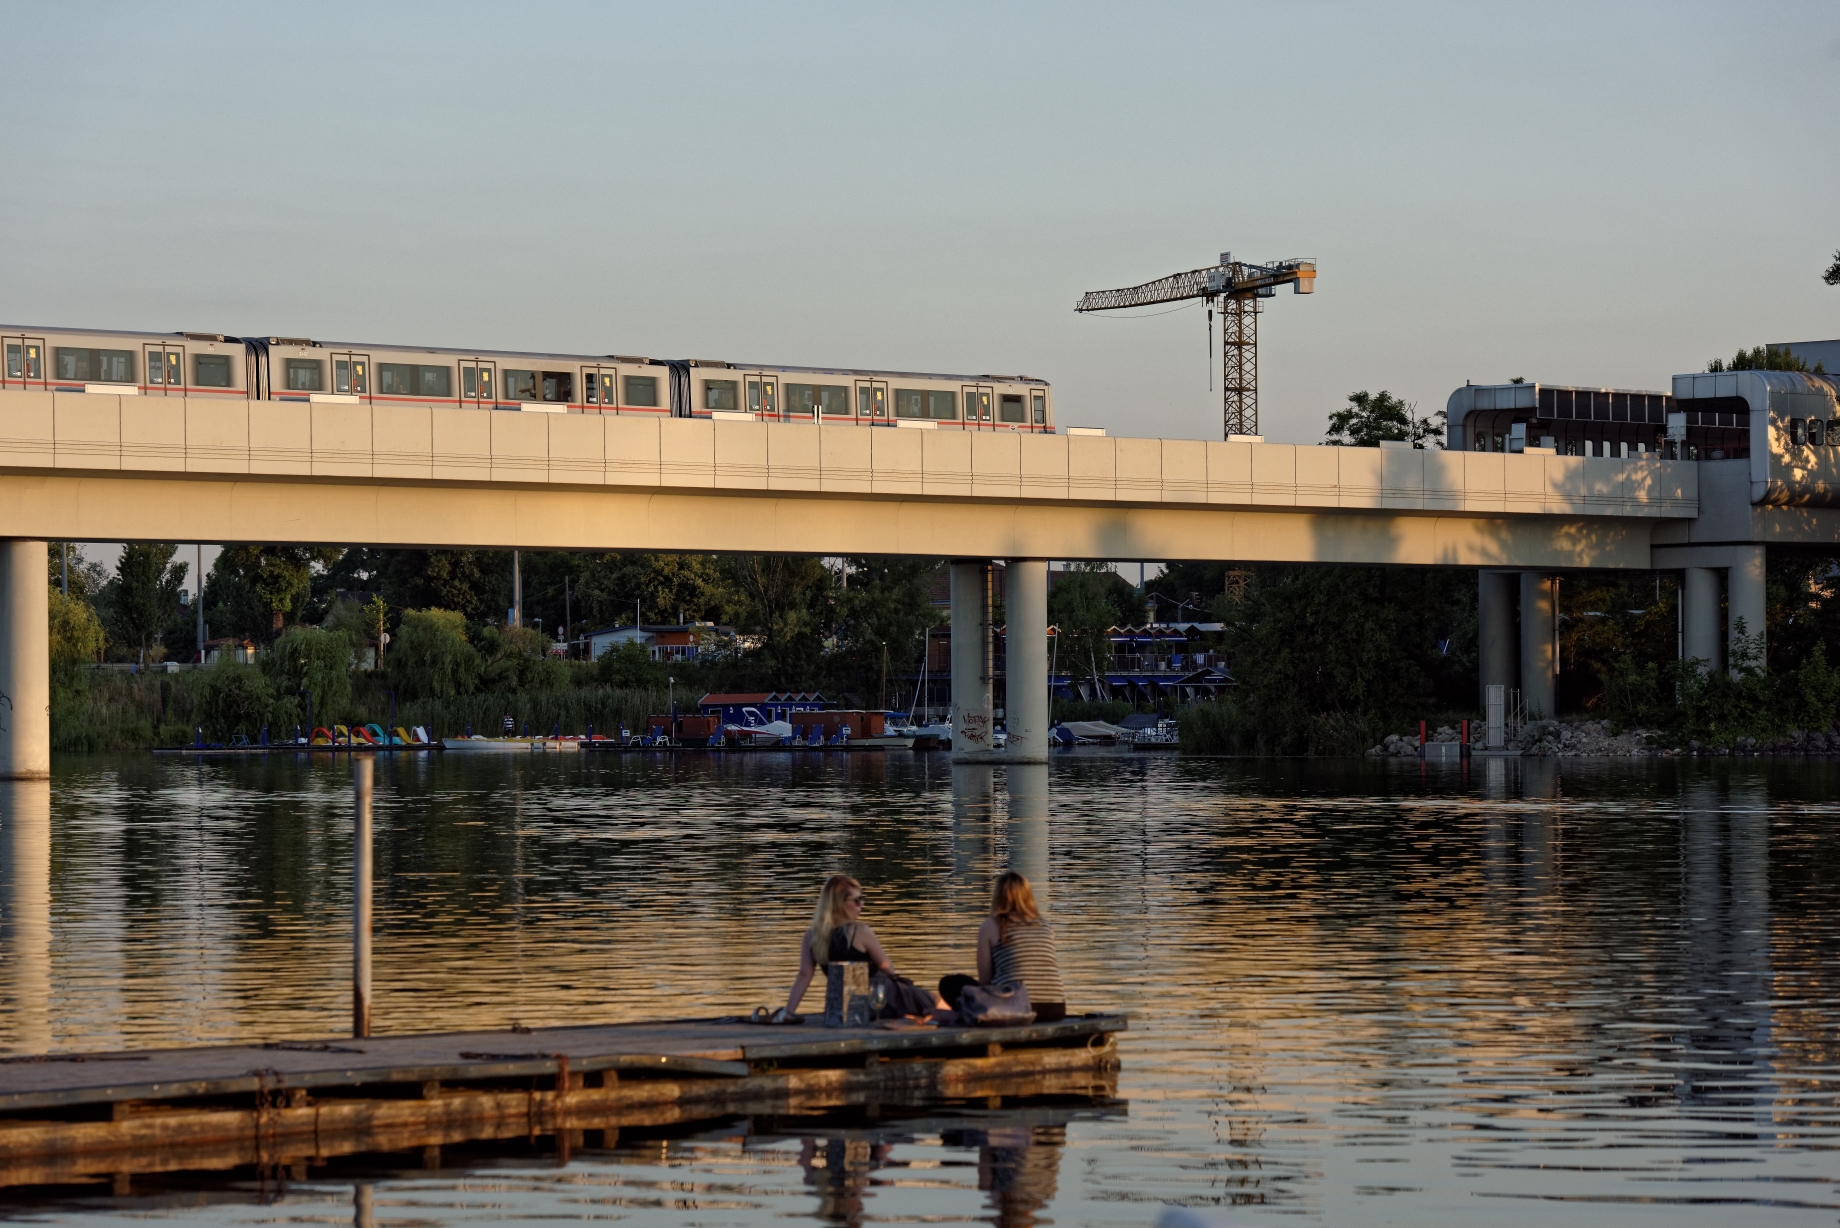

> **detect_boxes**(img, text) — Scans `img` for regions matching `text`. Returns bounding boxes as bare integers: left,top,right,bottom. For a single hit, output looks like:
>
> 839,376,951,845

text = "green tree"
212,545,342,639
261,625,353,722
1324,390,1444,448
47,543,109,601
1823,249,1840,287
721,554,834,685
1048,564,1133,694
1706,345,1822,373
105,543,187,664
388,609,482,700
48,587,107,669
595,639,667,689
194,659,276,741
831,558,944,708
477,624,568,692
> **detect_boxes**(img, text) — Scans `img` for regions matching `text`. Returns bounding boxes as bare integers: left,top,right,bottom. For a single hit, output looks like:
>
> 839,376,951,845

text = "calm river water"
1,750,1837,1226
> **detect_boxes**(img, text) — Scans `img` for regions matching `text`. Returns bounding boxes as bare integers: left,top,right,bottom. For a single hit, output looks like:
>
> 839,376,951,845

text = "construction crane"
1076,253,1315,438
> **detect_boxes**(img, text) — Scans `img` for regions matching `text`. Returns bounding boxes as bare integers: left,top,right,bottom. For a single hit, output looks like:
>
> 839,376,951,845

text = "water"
2,751,1838,1226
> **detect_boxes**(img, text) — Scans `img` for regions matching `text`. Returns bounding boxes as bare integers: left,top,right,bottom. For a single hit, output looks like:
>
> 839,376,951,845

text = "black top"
825,923,874,967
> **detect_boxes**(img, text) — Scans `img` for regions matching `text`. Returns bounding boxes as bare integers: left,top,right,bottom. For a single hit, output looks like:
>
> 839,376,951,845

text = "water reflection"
2,753,1838,1226
0,780,50,1053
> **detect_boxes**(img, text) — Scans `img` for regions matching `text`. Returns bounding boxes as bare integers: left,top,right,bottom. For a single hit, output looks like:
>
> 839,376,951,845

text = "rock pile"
1367,718,1840,757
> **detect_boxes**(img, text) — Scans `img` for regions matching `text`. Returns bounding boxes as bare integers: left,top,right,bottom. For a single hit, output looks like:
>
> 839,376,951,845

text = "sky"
5,0,1838,582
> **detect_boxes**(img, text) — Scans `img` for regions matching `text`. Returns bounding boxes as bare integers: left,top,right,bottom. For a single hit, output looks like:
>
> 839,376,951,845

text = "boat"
439,735,580,752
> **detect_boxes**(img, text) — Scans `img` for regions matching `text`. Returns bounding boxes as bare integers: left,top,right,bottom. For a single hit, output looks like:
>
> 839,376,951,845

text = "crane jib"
1075,258,1316,312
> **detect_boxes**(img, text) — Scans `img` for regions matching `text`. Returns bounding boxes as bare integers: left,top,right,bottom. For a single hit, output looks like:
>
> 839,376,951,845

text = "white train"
0,326,1055,432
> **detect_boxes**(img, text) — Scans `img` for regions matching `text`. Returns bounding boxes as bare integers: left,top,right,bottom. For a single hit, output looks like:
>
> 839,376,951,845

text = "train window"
5,344,18,378
965,389,991,421
746,379,776,415
894,389,925,418
283,358,324,392
504,370,538,400
595,372,614,405
1812,419,1826,447
928,390,958,420
151,351,181,385
57,348,135,383
786,383,817,416
859,386,887,417
624,375,659,407
195,355,231,387
1031,392,1046,424
1830,419,1840,445
23,343,42,380
999,394,1025,423
541,371,572,402
704,379,737,411
379,364,450,398
819,385,850,417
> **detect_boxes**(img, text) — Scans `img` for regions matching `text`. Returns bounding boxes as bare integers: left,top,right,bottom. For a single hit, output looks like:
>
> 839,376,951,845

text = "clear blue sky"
3,1,1836,446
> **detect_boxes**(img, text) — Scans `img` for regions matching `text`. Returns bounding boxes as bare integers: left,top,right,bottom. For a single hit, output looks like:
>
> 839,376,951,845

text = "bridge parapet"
0,391,1696,519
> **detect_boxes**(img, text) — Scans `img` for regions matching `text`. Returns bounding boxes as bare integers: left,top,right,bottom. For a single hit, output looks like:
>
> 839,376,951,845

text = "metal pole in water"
352,757,373,1039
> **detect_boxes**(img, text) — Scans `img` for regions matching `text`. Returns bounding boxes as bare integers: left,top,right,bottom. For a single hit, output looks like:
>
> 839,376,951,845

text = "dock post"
1002,559,1049,762
0,541,50,780
352,757,373,1039
949,560,994,757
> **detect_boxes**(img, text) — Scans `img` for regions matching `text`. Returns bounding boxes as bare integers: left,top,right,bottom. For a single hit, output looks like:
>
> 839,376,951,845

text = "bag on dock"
825,962,875,1027
871,969,939,1020
958,981,1035,1027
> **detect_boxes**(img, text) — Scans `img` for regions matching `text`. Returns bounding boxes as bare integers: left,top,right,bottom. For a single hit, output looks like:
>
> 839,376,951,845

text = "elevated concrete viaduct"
0,376,1833,769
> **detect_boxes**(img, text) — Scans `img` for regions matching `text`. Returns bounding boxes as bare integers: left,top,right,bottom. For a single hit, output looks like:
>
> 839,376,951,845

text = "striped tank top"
991,919,1064,1005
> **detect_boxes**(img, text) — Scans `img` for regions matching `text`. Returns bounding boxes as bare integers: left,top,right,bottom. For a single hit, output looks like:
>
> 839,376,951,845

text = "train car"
249,337,669,414
682,360,1054,432
1,326,251,399
4,326,1058,433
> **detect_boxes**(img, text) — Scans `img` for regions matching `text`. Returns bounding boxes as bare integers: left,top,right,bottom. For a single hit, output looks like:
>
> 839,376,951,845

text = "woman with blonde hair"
939,870,1066,1023
782,873,940,1019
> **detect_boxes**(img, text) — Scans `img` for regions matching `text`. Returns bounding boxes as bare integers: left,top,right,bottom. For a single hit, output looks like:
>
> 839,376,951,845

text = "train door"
4,336,46,390
461,360,497,407
962,384,993,429
581,365,616,411
854,380,888,422
330,351,371,401
142,343,183,394
747,373,778,420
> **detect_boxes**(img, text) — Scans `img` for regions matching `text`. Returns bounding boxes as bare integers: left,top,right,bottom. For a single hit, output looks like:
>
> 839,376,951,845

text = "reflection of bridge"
0,366,1833,769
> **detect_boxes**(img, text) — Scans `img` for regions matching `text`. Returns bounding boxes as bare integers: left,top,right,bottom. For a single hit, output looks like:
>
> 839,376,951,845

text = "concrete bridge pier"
1002,559,1049,763
1519,573,1557,721
949,561,995,757
1677,547,1766,675
1478,571,1517,710
0,542,50,781
1682,567,1723,667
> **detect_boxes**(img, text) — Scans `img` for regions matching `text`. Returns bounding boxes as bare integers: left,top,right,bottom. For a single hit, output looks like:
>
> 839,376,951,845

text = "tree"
596,639,667,689
48,588,106,671
47,543,109,601
1324,390,1444,448
1047,564,1133,694
388,609,482,700
105,543,187,664
721,554,834,685
261,626,353,722
830,558,945,707
1706,345,1822,373
212,545,342,639
1824,249,1840,287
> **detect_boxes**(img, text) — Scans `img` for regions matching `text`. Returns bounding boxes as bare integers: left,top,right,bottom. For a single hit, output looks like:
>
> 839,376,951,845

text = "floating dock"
0,1014,1124,1190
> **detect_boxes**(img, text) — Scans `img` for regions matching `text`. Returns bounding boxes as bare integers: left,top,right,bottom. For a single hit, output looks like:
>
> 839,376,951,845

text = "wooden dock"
0,1014,1124,1190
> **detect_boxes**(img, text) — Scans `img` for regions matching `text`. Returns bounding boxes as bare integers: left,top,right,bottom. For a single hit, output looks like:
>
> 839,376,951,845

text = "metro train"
0,326,1055,431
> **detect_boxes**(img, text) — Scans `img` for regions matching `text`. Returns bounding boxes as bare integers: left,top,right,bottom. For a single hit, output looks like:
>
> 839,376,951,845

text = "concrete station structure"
0,364,1833,771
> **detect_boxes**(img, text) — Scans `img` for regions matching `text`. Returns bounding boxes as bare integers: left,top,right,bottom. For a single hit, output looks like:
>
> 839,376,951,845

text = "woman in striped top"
940,871,1066,1023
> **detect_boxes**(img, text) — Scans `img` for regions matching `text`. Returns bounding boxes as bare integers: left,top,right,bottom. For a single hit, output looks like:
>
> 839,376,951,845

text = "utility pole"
195,544,204,661
564,574,572,658
512,549,522,628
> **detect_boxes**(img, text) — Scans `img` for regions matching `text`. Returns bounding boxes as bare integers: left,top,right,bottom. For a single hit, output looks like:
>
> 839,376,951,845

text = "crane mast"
1076,253,1315,438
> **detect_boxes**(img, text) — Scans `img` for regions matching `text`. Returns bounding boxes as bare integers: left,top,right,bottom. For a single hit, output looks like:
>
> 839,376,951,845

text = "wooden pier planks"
0,1015,1125,1186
